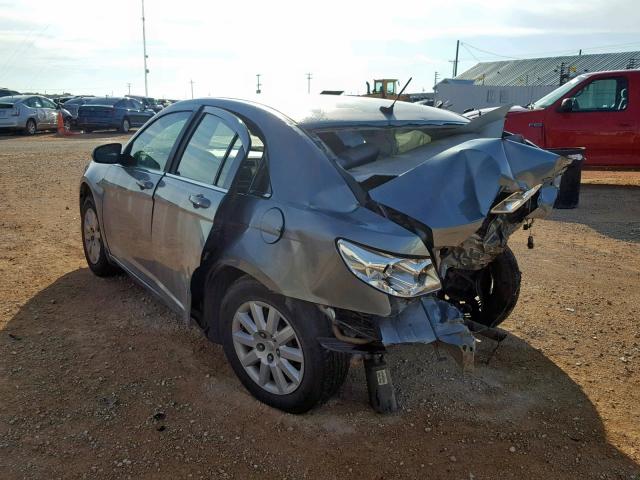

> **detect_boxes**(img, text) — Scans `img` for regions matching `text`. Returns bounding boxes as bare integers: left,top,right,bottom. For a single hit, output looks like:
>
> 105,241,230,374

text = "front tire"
81,197,120,277
220,277,350,413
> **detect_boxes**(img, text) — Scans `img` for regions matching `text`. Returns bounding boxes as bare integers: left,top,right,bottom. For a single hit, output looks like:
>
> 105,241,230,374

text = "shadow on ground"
1,268,638,479
549,184,640,243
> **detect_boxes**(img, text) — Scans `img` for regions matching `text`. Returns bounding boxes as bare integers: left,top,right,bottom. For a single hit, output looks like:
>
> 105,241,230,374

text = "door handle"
189,194,211,209
135,179,154,190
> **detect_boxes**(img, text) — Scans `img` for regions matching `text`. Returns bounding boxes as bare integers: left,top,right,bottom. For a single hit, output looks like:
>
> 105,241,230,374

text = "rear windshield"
0,96,21,105
85,97,121,106
313,125,458,167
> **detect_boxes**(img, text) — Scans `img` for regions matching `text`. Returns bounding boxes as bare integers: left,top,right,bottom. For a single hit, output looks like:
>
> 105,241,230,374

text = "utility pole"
306,72,312,94
453,40,460,77
126,83,131,95
256,74,262,94
578,49,582,56
433,71,439,89
141,0,149,96
190,79,194,99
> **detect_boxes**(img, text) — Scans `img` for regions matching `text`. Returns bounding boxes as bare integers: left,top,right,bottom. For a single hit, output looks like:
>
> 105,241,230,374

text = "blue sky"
0,0,639,99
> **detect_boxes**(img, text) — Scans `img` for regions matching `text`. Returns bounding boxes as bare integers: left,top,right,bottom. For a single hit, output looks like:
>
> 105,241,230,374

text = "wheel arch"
192,262,276,343
79,181,93,207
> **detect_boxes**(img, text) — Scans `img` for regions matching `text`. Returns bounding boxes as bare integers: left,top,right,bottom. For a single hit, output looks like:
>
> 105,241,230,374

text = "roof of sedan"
173,95,469,129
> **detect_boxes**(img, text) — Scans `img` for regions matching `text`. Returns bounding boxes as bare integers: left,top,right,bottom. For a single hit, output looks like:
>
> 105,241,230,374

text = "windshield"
85,97,121,106
532,75,586,109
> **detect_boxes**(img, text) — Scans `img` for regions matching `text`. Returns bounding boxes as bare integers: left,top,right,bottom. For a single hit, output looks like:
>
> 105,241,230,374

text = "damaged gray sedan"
79,96,569,413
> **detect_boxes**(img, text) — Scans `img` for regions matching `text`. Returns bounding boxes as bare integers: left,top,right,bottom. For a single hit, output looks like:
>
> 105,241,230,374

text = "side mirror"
92,143,123,164
559,97,574,112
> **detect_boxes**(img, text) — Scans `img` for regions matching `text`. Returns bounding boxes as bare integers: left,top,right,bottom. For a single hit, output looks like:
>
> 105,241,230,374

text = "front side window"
572,77,628,111
176,114,242,187
127,111,190,171
532,75,585,109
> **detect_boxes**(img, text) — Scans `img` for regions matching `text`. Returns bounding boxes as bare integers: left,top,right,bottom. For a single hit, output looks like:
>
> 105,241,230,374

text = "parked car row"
0,90,165,135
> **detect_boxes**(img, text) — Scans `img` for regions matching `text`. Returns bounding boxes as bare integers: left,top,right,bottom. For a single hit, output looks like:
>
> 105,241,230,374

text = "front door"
127,98,147,126
40,97,60,127
151,107,250,314
100,111,192,287
547,76,634,167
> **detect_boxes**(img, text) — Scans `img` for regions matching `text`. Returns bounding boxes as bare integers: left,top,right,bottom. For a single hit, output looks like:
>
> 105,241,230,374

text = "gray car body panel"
80,96,566,354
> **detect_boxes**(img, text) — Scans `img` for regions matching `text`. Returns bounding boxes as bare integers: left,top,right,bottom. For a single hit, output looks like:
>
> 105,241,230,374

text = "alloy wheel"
231,301,304,395
83,207,101,264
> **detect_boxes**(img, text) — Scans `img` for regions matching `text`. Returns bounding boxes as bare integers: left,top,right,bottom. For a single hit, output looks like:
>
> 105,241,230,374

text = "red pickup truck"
503,70,639,168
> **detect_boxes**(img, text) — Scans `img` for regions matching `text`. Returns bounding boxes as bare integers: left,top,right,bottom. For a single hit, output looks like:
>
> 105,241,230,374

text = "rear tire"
24,119,36,135
119,118,130,133
220,276,350,413
476,247,521,327
81,196,120,277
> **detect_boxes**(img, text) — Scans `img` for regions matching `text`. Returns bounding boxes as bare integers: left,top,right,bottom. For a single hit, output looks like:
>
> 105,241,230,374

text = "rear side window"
572,77,628,111
127,112,191,171
176,114,241,187
41,97,57,109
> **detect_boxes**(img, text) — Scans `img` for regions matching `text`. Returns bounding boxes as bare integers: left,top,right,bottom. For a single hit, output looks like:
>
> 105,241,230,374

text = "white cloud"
0,0,638,96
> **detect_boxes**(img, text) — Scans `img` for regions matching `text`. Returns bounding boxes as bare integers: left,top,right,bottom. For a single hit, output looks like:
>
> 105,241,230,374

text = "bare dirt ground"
1,132,639,480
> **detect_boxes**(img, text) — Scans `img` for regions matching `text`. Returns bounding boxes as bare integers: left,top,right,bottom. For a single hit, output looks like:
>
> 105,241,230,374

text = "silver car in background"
0,95,68,134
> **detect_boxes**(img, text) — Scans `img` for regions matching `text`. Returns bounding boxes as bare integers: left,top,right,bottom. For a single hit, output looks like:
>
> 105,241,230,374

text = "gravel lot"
1,132,639,479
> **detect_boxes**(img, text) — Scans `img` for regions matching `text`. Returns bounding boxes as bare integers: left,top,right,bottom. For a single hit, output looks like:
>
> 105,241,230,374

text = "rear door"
151,106,250,314
100,111,192,289
547,75,634,167
27,97,47,128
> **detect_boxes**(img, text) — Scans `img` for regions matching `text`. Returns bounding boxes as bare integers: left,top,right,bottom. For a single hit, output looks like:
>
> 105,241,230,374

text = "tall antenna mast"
141,0,149,96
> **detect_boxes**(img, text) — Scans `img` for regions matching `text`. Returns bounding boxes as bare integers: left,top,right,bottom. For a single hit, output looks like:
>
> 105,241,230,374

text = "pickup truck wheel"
220,277,350,413
24,119,36,135
81,197,120,277
119,118,130,133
